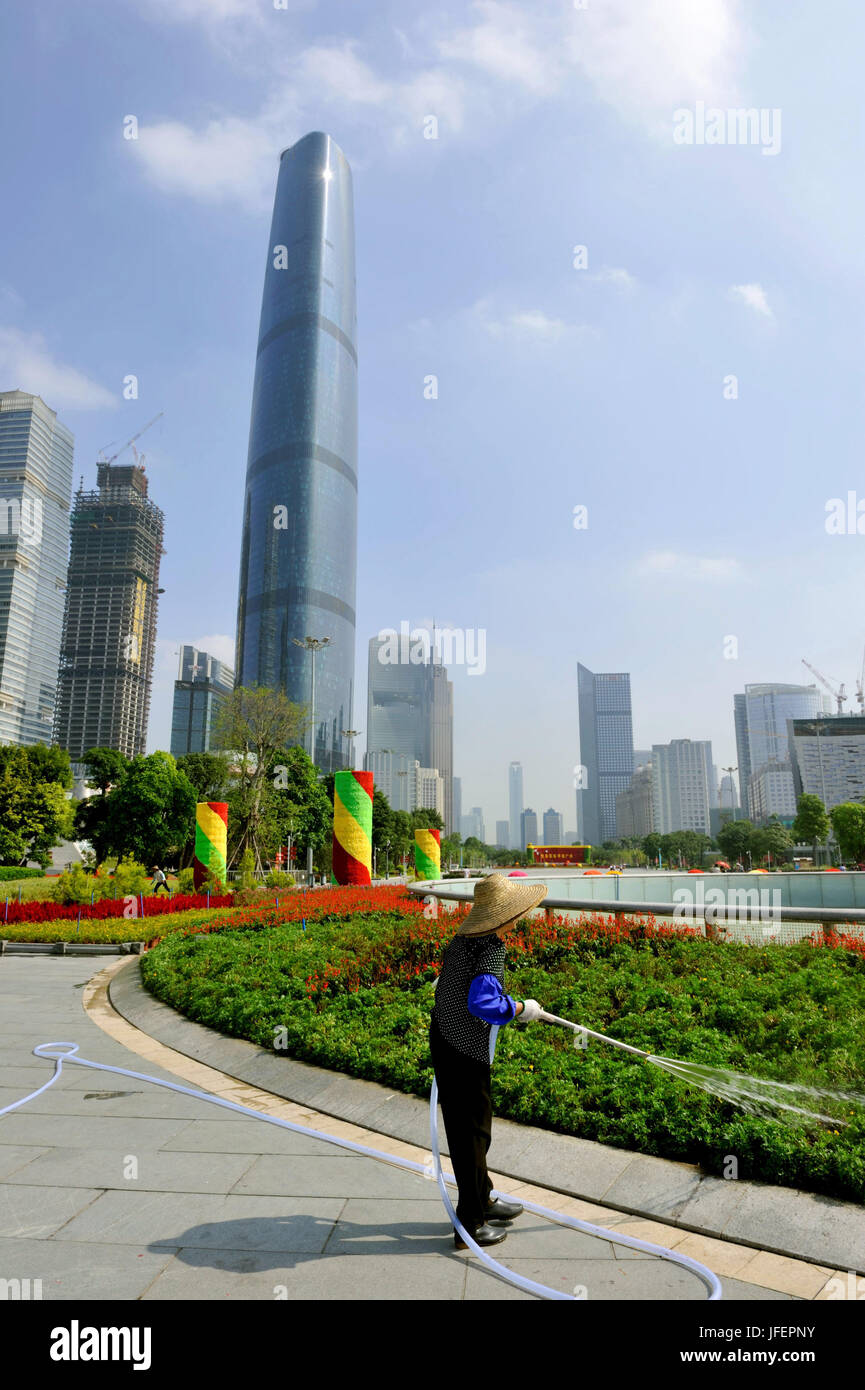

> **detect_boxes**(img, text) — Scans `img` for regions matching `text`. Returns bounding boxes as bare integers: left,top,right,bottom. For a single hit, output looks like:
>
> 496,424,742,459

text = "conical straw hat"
456,872,548,937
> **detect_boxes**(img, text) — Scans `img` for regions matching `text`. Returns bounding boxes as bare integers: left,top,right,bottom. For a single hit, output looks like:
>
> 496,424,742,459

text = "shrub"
175,866,195,894
0,866,45,881
110,855,152,899
265,870,295,889
51,863,96,904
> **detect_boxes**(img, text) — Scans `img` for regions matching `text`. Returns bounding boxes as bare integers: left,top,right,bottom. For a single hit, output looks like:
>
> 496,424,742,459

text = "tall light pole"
722,765,737,824
292,636,331,767
341,729,361,770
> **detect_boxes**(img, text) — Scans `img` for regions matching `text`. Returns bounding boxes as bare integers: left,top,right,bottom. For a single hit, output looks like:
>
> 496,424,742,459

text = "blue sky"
2,0,864,832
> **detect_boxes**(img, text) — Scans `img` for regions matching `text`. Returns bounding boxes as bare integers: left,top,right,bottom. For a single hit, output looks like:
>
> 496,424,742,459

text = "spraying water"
540,1012,865,1129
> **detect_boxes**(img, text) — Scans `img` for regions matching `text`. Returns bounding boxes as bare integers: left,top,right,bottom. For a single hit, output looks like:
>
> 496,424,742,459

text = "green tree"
752,818,793,866
80,747,129,795
214,686,309,868
792,794,831,865
679,830,713,867
269,745,331,869
176,752,231,801
74,748,131,862
0,745,74,867
716,818,757,865
96,752,197,866
829,803,865,864
642,832,663,864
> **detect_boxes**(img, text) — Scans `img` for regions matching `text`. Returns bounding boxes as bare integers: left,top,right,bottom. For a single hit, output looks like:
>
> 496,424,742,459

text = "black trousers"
429,1015,493,1230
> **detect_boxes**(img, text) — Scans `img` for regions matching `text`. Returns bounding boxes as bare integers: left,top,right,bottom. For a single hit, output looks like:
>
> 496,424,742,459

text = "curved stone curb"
108,958,865,1276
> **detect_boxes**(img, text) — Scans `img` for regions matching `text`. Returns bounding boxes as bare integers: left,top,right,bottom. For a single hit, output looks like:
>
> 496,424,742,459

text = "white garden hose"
2,1039,721,1302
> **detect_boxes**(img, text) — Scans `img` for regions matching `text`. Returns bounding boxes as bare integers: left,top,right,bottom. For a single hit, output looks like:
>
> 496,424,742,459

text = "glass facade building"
0,391,74,746
235,132,358,773
508,761,523,851
789,715,865,812
577,664,634,845
735,684,823,821
364,633,454,830
170,644,235,756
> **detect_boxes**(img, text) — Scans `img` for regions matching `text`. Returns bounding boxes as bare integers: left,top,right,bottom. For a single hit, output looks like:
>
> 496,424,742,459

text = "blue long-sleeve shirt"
467,973,518,1024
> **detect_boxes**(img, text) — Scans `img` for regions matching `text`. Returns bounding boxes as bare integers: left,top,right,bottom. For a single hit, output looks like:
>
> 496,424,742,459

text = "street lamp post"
341,729,361,770
292,636,331,767
722,765,738,825
384,839,391,879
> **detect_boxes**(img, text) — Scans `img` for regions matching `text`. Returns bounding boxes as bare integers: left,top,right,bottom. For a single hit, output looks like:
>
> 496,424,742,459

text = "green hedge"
0,867,45,881
140,911,865,1204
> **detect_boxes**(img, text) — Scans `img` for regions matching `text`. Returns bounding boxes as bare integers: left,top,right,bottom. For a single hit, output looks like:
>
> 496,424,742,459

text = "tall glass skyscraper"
577,664,634,845
508,761,523,851
235,132,358,772
170,645,235,756
0,391,74,746
734,683,823,821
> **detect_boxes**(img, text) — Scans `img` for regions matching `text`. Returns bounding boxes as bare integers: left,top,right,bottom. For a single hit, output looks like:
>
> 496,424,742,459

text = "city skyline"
3,5,865,828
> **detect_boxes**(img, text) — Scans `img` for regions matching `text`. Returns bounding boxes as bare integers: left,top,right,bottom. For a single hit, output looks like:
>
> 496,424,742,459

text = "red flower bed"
1,892,233,924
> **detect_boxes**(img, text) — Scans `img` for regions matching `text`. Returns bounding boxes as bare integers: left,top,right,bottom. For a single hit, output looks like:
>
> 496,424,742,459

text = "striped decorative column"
193,802,228,889
414,827,441,880
332,771,373,885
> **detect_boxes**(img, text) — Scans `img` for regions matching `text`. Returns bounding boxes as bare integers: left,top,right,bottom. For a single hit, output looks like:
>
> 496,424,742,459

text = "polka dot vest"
432,933,507,1064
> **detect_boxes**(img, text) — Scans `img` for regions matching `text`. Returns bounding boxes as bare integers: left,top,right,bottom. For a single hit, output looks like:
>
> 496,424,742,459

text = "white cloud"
191,634,236,669
437,1,553,93
639,551,745,581
0,328,116,411
472,299,574,341
728,282,773,318
133,113,284,210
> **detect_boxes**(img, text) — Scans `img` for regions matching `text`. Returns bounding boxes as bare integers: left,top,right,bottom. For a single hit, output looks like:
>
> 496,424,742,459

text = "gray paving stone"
0,1112,195,1150
231,1153,440,1200
601,1153,705,1219
4,1145,258,1193
720,1275,797,1300
0,1235,174,1301
0,1184,103,1239
323,1198,456,1256
464,1257,710,1301
160,1118,338,1156
674,1174,750,1236
0,1083,216,1121
477,1215,618,1261
141,1250,468,1301
721,1185,865,1274
0,1145,50,1180
52,1190,345,1252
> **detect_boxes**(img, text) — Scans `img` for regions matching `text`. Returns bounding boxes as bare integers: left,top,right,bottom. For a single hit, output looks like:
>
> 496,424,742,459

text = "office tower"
414,764,445,818
651,739,714,834
788,715,865,813
577,664,634,845
0,391,74,745
734,684,823,822
543,808,564,845
520,807,538,850
54,462,164,760
508,761,523,849
170,645,235,756
615,763,654,838
460,808,484,841
235,133,357,773
364,631,454,829
452,776,462,834
495,819,509,848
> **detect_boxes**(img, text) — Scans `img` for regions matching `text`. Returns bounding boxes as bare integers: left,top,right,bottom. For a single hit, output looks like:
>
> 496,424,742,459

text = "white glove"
518,998,542,1022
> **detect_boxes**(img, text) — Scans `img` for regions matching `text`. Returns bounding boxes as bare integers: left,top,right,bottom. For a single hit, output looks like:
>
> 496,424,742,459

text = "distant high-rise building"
365,631,454,830
170,645,235,756
460,806,485,842
543,808,564,845
577,664,634,845
495,819,509,848
633,749,652,771
616,763,654,839
0,391,74,746
651,739,714,835
508,761,523,849
735,684,823,822
520,807,538,850
718,772,740,818
364,749,415,812
414,764,445,818
788,715,865,813
235,133,357,773
54,462,164,760
452,776,462,834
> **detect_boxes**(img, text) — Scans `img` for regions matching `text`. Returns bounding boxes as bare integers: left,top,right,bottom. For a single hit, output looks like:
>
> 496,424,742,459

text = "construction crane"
857,646,865,713
97,412,163,467
802,658,847,714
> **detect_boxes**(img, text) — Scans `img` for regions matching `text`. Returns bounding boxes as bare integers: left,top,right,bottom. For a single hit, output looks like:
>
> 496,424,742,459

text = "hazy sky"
3,1,864,831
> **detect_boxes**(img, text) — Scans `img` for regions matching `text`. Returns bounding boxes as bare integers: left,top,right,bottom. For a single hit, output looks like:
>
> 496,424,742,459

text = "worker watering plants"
430,872,548,1251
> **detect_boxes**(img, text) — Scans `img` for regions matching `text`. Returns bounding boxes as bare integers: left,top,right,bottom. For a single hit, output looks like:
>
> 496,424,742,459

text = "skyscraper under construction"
54,462,164,760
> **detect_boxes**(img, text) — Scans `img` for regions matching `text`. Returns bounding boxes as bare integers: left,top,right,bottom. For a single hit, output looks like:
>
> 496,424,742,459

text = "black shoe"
485,1198,524,1224
453,1222,508,1251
